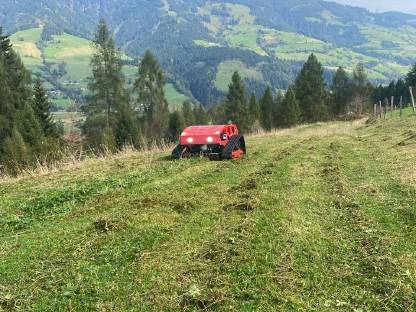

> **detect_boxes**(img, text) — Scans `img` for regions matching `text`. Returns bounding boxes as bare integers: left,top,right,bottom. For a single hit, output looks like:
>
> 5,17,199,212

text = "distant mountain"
2,0,416,107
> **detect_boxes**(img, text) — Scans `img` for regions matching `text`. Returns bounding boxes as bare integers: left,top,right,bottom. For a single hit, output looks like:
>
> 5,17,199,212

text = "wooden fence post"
379,101,382,119
391,96,394,118
384,99,388,120
374,104,377,117
410,87,416,113
400,96,403,118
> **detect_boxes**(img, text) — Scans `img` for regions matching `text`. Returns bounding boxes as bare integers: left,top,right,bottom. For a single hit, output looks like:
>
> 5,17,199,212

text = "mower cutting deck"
171,124,246,160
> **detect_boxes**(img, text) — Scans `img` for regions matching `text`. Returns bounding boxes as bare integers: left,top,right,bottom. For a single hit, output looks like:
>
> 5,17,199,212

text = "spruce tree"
406,63,416,88
182,100,194,126
272,91,284,128
331,67,351,116
248,93,259,128
395,79,408,104
259,86,274,131
33,78,60,137
294,53,328,122
134,50,169,140
0,28,49,173
224,71,249,132
193,104,209,125
277,87,301,128
0,27,12,55
168,111,185,141
115,102,140,149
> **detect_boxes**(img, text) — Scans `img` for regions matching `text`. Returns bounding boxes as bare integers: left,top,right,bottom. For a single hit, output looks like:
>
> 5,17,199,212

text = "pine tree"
182,100,195,126
134,50,169,140
83,20,134,151
259,86,274,131
331,67,351,116
406,63,416,88
168,111,185,141
277,87,301,128
294,53,328,122
248,93,259,128
224,71,249,132
33,78,60,137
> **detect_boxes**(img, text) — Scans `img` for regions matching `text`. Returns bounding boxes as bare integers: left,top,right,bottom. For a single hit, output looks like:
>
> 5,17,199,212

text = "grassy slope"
9,28,43,72
1,110,416,311
215,60,263,92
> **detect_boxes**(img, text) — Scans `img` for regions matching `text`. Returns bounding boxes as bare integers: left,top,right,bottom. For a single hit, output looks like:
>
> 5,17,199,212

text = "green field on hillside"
215,60,263,92
1,110,416,310
197,3,412,82
9,28,43,72
9,28,189,109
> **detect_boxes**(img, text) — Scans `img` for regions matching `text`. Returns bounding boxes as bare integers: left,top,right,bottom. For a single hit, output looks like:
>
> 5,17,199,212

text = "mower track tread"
221,134,246,160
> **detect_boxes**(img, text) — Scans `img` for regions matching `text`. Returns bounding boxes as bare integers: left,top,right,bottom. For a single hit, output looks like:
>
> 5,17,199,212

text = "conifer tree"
406,63,416,88
395,78,408,104
168,111,185,141
83,20,134,151
134,50,169,140
193,104,209,125
294,53,328,122
272,91,284,128
248,93,259,128
277,87,301,128
32,78,60,137
350,63,372,114
115,102,140,149
331,67,351,116
182,100,195,126
259,86,274,131
224,71,249,132
0,28,51,173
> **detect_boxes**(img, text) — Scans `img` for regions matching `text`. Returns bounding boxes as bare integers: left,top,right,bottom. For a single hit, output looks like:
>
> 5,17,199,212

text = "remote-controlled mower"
171,124,246,160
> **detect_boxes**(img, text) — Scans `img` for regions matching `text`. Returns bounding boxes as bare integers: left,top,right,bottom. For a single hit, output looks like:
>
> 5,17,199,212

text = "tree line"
2,20,416,175
0,27,63,175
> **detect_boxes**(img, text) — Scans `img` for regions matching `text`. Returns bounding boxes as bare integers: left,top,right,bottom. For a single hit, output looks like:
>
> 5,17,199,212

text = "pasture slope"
1,110,416,311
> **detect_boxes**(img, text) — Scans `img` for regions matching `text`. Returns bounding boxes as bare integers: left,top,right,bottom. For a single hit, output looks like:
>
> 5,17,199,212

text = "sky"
331,0,416,15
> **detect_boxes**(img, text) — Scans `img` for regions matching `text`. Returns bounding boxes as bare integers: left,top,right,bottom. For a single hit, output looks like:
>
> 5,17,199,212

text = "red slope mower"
171,124,246,160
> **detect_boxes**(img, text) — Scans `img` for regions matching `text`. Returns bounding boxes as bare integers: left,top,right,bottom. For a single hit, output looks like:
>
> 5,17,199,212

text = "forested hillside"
1,0,416,106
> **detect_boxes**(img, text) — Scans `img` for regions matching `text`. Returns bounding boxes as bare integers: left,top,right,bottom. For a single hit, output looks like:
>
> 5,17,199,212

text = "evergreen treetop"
294,53,328,122
259,86,274,131
224,71,249,132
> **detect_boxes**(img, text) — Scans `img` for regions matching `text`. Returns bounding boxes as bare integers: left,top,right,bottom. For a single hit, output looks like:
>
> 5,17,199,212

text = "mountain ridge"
2,0,416,106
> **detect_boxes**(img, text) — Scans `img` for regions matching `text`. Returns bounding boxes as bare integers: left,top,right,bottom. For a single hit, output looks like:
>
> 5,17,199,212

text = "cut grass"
1,109,416,310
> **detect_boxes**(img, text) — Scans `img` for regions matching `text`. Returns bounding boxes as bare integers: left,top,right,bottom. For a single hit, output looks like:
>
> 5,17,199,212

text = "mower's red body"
172,124,246,160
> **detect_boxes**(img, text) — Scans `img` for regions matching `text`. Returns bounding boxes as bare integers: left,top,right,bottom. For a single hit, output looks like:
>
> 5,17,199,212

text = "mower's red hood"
179,124,239,146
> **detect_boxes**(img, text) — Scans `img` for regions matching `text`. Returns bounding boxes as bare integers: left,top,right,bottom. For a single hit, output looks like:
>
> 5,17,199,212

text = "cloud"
330,0,416,15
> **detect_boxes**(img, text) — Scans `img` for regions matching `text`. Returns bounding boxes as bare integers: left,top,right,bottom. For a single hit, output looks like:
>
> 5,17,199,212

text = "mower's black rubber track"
221,135,246,160
172,144,187,160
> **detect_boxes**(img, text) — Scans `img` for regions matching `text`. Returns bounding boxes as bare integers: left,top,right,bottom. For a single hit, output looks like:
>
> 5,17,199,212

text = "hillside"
2,0,416,106
1,110,416,310
9,28,189,110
